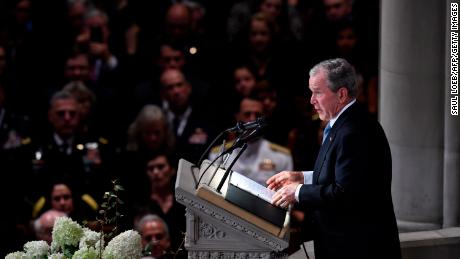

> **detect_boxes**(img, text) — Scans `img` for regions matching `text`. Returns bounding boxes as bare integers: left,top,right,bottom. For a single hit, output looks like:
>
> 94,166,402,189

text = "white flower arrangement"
101,230,142,259
4,217,143,259
5,251,26,259
79,228,104,251
24,241,49,258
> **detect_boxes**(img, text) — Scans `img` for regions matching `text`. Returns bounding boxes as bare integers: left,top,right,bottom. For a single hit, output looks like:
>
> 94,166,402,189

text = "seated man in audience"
136,214,173,259
209,96,293,185
14,90,111,202
160,68,213,163
33,209,66,245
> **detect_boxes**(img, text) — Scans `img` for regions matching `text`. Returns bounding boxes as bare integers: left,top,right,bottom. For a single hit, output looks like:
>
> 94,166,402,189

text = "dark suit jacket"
299,102,401,259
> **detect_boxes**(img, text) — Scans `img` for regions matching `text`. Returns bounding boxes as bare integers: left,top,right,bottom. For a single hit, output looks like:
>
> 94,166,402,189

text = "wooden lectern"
175,158,290,259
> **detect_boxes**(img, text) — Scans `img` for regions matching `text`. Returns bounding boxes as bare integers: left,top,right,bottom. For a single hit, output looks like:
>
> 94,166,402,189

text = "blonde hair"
126,105,175,152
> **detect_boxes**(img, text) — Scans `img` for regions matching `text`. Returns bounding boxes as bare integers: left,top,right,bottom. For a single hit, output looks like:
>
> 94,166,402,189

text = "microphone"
225,117,267,133
223,124,265,155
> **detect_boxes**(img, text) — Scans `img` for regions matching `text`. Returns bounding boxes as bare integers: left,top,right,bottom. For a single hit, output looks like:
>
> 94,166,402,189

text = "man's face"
165,5,190,40
323,0,351,22
238,99,264,123
48,98,80,139
146,155,174,188
260,0,282,20
234,67,256,97
161,70,191,111
141,220,170,257
309,70,341,121
158,45,186,71
249,19,271,54
65,55,90,82
336,27,357,55
67,1,86,32
15,0,31,24
259,91,277,116
51,184,74,215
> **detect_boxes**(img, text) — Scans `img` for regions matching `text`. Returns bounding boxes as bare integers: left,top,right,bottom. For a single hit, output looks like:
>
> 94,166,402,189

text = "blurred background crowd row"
0,0,378,257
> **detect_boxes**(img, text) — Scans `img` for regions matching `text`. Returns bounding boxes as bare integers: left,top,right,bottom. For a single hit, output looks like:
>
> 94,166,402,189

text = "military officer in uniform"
11,90,113,206
209,96,293,185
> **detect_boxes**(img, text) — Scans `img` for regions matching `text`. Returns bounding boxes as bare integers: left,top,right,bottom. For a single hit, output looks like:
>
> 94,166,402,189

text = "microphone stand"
216,142,248,193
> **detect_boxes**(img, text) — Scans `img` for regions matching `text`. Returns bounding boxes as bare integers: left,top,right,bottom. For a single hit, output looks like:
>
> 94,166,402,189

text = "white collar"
329,99,356,128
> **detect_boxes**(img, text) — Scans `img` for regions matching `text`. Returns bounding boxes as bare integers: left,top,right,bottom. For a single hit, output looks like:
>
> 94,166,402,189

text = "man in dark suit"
267,58,401,259
160,68,213,163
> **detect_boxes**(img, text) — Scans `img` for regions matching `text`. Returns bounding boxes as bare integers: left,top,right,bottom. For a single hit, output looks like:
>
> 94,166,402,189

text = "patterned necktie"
322,123,332,144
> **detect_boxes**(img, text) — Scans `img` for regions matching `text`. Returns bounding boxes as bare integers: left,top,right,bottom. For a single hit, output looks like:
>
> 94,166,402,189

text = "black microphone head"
256,116,267,129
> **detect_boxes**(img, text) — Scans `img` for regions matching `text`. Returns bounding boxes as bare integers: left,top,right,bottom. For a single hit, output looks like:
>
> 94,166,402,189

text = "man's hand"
266,171,304,191
272,183,300,208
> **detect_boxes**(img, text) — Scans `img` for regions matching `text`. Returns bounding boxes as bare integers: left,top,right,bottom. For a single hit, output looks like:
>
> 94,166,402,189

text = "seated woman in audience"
118,105,176,206
31,180,98,227
131,152,185,256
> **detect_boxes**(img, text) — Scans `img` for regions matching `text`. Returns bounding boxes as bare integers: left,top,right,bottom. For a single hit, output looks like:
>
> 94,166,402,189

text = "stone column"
380,0,446,231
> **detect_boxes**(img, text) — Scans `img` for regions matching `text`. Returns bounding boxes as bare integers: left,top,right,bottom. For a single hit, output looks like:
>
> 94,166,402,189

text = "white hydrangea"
102,230,142,259
52,217,84,249
48,253,65,259
79,228,104,250
72,246,98,259
24,240,49,257
50,241,60,254
5,251,26,259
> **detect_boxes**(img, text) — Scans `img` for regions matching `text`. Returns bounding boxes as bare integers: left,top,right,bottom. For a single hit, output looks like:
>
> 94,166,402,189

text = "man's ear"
338,87,349,103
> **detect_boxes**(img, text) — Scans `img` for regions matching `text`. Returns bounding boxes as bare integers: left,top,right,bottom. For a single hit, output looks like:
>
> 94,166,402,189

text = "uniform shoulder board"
210,140,235,153
32,196,46,219
98,137,109,145
269,143,291,155
81,194,99,211
21,137,31,145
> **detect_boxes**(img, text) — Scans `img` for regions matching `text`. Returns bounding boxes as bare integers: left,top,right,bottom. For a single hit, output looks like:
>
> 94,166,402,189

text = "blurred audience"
0,0,379,255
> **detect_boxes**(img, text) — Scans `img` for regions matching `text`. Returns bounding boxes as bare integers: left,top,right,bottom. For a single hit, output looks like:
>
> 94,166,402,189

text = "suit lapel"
312,102,357,184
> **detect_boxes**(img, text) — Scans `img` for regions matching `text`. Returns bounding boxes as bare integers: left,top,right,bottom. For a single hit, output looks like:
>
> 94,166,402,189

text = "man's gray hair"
136,214,170,238
49,90,77,108
33,209,66,234
309,58,357,98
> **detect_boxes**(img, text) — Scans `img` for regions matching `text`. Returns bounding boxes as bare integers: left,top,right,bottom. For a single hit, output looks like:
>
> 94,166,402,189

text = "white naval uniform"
209,138,293,186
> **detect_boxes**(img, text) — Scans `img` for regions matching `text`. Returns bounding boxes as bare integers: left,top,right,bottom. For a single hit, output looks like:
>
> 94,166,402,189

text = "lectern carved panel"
176,192,285,251
188,251,272,259
200,222,226,240
175,159,289,259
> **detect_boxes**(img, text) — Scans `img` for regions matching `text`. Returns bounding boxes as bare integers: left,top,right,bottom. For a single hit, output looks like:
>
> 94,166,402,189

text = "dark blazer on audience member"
298,102,401,259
